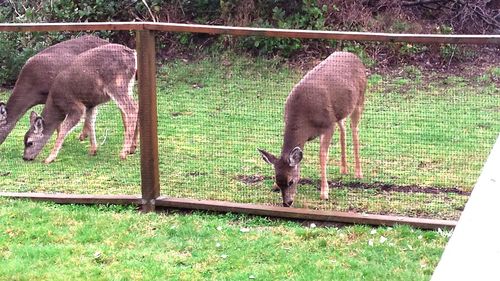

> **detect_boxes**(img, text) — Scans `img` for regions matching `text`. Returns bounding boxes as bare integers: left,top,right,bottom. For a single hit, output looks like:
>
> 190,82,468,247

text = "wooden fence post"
136,30,160,212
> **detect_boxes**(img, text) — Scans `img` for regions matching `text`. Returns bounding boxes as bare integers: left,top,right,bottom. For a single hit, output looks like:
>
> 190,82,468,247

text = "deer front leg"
319,126,334,200
45,109,84,163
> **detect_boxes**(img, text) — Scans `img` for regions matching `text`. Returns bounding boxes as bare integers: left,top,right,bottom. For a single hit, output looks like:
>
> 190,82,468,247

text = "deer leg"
128,76,139,154
130,116,140,154
114,96,138,160
350,106,363,179
338,119,348,175
45,107,84,163
319,126,334,200
85,107,98,156
79,112,90,141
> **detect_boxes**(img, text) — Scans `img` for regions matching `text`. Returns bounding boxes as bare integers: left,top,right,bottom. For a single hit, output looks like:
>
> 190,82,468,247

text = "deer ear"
29,111,39,125
258,148,277,165
288,147,303,167
33,117,44,134
0,102,6,122
0,102,6,114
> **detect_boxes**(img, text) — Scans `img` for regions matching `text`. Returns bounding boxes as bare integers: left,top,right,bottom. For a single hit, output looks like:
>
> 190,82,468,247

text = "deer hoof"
89,149,97,156
355,171,363,179
320,193,329,201
119,152,128,160
129,145,137,155
340,167,348,175
79,132,88,141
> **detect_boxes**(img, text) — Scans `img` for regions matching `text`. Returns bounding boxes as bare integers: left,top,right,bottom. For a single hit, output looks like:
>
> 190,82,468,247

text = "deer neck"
1,92,37,144
4,89,40,126
40,100,66,135
280,123,307,158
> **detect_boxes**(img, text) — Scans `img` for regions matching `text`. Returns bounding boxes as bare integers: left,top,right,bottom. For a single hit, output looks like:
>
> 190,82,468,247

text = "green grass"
0,198,449,281
0,54,498,220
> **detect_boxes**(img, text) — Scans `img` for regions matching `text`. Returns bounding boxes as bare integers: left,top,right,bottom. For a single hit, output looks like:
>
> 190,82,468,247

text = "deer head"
23,111,50,161
259,147,303,207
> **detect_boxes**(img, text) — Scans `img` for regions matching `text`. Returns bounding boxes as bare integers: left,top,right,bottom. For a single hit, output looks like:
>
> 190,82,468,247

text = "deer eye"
26,141,33,147
288,179,294,187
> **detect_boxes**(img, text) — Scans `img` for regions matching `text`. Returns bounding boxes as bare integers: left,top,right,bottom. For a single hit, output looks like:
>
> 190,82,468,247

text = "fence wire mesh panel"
0,27,498,222
157,36,499,221
0,31,141,195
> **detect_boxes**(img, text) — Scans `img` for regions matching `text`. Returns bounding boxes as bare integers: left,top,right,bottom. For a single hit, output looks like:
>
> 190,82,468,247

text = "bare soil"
236,174,470,196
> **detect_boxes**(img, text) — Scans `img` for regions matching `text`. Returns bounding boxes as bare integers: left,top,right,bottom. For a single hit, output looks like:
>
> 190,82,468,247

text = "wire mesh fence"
156,40,497,221
0,31,141,196
0,26,498,222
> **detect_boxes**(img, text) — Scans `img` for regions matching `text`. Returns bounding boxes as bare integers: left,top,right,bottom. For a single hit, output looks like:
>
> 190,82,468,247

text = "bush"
0,0,493,86
237,0,328,57
0,33,47,86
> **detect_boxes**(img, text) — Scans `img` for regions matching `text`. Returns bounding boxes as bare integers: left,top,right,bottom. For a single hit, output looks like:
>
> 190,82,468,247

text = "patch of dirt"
328,180,470,196
235,174,266,185
235,174,470,196
186,171,208,177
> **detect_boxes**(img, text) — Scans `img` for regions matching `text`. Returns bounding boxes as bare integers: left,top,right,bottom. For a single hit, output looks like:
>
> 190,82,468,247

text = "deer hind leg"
113,90,138,160
116,100,138,159
130,116,140,154
338,119,348,175
350,105,363,179
319,126,334,200
128,75,139,154
79,113,90,141
84,106,98,156
45,105,85,163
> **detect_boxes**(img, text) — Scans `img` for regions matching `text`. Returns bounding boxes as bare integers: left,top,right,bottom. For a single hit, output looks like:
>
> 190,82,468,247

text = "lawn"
0,198,450,281
0,54,498,220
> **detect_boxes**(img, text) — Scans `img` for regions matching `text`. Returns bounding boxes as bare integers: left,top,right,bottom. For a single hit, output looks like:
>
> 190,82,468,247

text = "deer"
0,35,109,145
22,43,138,163
258,51,367,207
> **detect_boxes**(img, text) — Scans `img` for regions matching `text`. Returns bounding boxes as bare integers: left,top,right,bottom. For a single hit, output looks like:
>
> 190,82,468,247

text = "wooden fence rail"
0,22,499,44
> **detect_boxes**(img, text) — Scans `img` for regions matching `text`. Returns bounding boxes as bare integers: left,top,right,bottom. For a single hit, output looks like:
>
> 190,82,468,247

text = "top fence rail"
0,22,499,45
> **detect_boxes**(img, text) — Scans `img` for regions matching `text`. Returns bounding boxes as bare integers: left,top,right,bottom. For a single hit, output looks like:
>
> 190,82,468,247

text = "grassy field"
0,198,450,281
0,54,498,220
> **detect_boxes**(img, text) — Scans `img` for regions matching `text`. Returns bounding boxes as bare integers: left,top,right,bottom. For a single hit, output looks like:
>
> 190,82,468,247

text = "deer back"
14,35,110,96
47,43,137,112
285,52,366,133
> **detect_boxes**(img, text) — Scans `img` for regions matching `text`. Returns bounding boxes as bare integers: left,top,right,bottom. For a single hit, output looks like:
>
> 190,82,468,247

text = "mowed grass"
0,198,450,281
0,55,498,219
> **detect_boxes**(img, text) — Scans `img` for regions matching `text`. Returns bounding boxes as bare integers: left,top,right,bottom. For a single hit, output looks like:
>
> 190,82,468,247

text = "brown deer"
23,43,138,163
259,52,367,207
0,35,109,145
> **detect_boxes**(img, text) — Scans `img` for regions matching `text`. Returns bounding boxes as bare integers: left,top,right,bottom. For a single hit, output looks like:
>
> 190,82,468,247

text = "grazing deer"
23,43,138,163
259,52,367,207
0,35,109,145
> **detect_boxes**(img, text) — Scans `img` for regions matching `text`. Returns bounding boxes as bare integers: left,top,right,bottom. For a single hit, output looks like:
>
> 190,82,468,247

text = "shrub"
238,0,328,56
